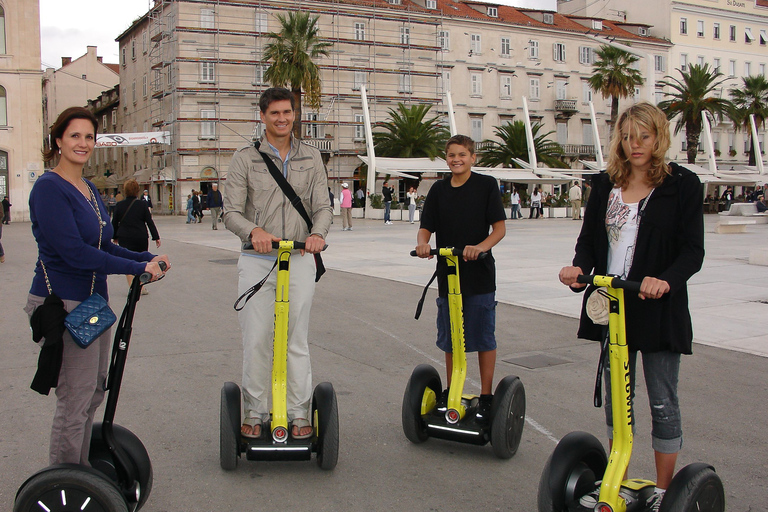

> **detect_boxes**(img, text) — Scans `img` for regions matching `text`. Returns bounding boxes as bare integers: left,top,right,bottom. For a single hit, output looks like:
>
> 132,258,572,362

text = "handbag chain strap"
41,178,103,297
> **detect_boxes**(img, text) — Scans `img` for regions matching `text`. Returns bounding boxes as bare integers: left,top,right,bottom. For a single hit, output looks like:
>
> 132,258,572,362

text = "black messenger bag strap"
255,142,326,282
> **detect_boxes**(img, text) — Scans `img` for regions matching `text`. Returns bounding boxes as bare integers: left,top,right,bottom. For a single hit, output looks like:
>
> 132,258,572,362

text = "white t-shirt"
511,192,520,205
606,188,639,279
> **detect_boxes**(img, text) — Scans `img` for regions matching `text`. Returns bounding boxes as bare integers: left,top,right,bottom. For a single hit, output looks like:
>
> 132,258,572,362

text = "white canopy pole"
701,113,719,175
750,115,765,175
445,92,457,136
589,101,604,170
360,85,377,218
522,96,538,170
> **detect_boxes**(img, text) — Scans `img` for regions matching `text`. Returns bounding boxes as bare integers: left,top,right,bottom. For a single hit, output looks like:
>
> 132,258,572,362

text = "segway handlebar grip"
139,261,168,284
410,249,488,258
270,241,328,251
577,274,642,292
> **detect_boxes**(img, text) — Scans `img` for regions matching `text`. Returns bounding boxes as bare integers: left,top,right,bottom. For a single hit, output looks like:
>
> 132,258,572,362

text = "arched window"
0,6,6,55
0,86,6,126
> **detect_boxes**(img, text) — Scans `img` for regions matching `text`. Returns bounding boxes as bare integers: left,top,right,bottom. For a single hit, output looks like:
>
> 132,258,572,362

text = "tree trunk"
608,96,620,141
292,88,302,140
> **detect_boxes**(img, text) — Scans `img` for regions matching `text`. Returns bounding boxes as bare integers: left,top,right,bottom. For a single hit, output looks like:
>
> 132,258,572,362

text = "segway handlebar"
410,248,488,259
577,274,642,293
139,261,168,284
271,240,328,251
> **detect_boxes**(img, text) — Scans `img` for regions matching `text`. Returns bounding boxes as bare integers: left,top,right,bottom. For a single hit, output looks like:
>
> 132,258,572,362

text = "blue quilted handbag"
64,293,117,349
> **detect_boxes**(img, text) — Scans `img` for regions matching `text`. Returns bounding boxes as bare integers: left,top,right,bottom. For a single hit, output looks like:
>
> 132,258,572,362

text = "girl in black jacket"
559,102,704,509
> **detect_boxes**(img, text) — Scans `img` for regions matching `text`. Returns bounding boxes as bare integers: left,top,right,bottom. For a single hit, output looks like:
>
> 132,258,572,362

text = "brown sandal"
241,417,262,438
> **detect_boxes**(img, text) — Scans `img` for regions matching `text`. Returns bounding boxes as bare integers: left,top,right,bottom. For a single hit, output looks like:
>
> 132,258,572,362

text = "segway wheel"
220,382,241,471
490,375,526,459
14,466,128,512
89,423,153,510
659,463,725,512
312,381,339,470
401,364,441,444
537,431,608,512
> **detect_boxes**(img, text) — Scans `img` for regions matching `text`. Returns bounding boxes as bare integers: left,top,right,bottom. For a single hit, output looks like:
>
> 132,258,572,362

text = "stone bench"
714,216,766,233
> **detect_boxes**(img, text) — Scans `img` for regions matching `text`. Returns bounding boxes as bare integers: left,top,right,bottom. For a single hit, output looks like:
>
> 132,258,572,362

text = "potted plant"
729,149,737,157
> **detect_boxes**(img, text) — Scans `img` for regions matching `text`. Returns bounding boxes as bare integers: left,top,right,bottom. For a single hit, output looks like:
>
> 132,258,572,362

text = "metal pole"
360,85,377,217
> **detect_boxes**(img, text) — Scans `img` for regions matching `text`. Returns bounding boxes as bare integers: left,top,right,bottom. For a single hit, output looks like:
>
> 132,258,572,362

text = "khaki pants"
571,200,582,219
237,252,316,422
26,294,111,465
341,207,352,229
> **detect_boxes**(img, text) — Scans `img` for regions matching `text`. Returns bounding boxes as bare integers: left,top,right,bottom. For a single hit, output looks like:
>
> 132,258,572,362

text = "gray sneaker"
646,491,664,512
578,488,600,508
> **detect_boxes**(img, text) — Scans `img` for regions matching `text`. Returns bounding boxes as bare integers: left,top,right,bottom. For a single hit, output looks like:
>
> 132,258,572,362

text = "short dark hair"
445,134,475,155
43,107,98,161
259,88,295,113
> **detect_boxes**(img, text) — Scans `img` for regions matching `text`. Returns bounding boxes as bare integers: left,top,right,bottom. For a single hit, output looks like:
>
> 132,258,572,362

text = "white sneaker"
348,227,353,231
578,488,600,508
646,491,665,512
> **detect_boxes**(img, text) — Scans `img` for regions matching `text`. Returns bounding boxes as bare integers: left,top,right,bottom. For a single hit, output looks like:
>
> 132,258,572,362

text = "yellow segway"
537,275,724,512
402,247,525,459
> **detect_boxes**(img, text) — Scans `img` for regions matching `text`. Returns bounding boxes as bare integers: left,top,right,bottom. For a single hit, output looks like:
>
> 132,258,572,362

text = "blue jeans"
384,201,391,222
510,204,520,219
604,350,682,453
187,209,195,223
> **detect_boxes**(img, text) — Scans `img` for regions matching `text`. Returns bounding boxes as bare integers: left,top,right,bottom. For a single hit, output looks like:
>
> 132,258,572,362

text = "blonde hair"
606,102,671,188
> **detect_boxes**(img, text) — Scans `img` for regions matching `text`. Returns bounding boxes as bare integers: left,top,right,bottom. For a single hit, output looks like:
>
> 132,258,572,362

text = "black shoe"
475,394,493,425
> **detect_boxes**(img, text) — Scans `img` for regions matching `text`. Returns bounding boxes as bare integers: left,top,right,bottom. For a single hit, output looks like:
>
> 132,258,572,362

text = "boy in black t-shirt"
415,134,506,422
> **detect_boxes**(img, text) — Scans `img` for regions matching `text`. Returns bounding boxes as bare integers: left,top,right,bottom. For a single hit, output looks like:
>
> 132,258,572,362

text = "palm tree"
658,63,733,164
372,103,450,159
729,75,768,166
588,45,645,139
263,12,332,139
477,120,569,169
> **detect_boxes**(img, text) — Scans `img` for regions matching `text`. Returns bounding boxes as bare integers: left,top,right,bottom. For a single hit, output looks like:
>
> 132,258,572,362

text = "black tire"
401,364,441,444
312,381,339,470
490,375,526,459
14,466,128,512
659,463,725,512
89,423,153,510
220,382,241,471
537,431,608,512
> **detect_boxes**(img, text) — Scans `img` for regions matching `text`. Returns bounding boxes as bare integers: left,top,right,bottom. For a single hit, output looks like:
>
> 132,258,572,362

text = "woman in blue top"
25,107,171,466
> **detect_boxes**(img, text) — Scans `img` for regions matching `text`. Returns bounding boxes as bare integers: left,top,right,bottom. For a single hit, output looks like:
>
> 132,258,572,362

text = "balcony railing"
555,99,578,112
560,144,597,156
302,138,333,152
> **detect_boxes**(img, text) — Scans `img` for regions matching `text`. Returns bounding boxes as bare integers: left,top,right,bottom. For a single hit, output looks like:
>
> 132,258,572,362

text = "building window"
500,37,510,58
655,90,664,104
470,72,482,96
354,113,365,140
680,53,688,72
745,62,751,76
254,64,265,85
730,25,736,42
729,59,736,76
470,117,483,141
441,70,451,92
470,34,481,55
201,62,215,83
438,30,450,50
487,6,498,17
201,109,216,139
579,46,593,65
697,20,704,37
529,40,539,59
713,23,720,40
353,70,366,91
354,22,365,41
131,39,136,60
582,121,593,146
556,122,568,145
0,7,5,54
400,26,410,45
760,63,766,76
697,55,705,67
304,113,323,139
500,75,512,98
713,58,720,73
556,80,567,100
655,55,665,72
529,77,540,100
142,75,147,97
680,18,687,35
761,30,768,46
112,110,117,125
399,73,412,93
121,47,126,66
132,81,136,103
426,0,436,8
553,43,566,62
102,114,108,129
745,28,755,43
0,86,7,126
167,65,173,86
255,12,268,32
200,8,215,29
582,81,592,103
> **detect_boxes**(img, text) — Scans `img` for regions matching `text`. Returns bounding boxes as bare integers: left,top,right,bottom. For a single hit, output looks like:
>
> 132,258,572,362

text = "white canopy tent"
473,167,579,185
356,156,446,180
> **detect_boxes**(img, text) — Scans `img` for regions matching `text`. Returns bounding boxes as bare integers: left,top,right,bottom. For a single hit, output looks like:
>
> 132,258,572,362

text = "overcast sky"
39,0,557,69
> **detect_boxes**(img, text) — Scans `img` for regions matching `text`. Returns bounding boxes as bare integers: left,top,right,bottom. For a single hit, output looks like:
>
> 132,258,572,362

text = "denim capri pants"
603,349,683,454
436,292,497,353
